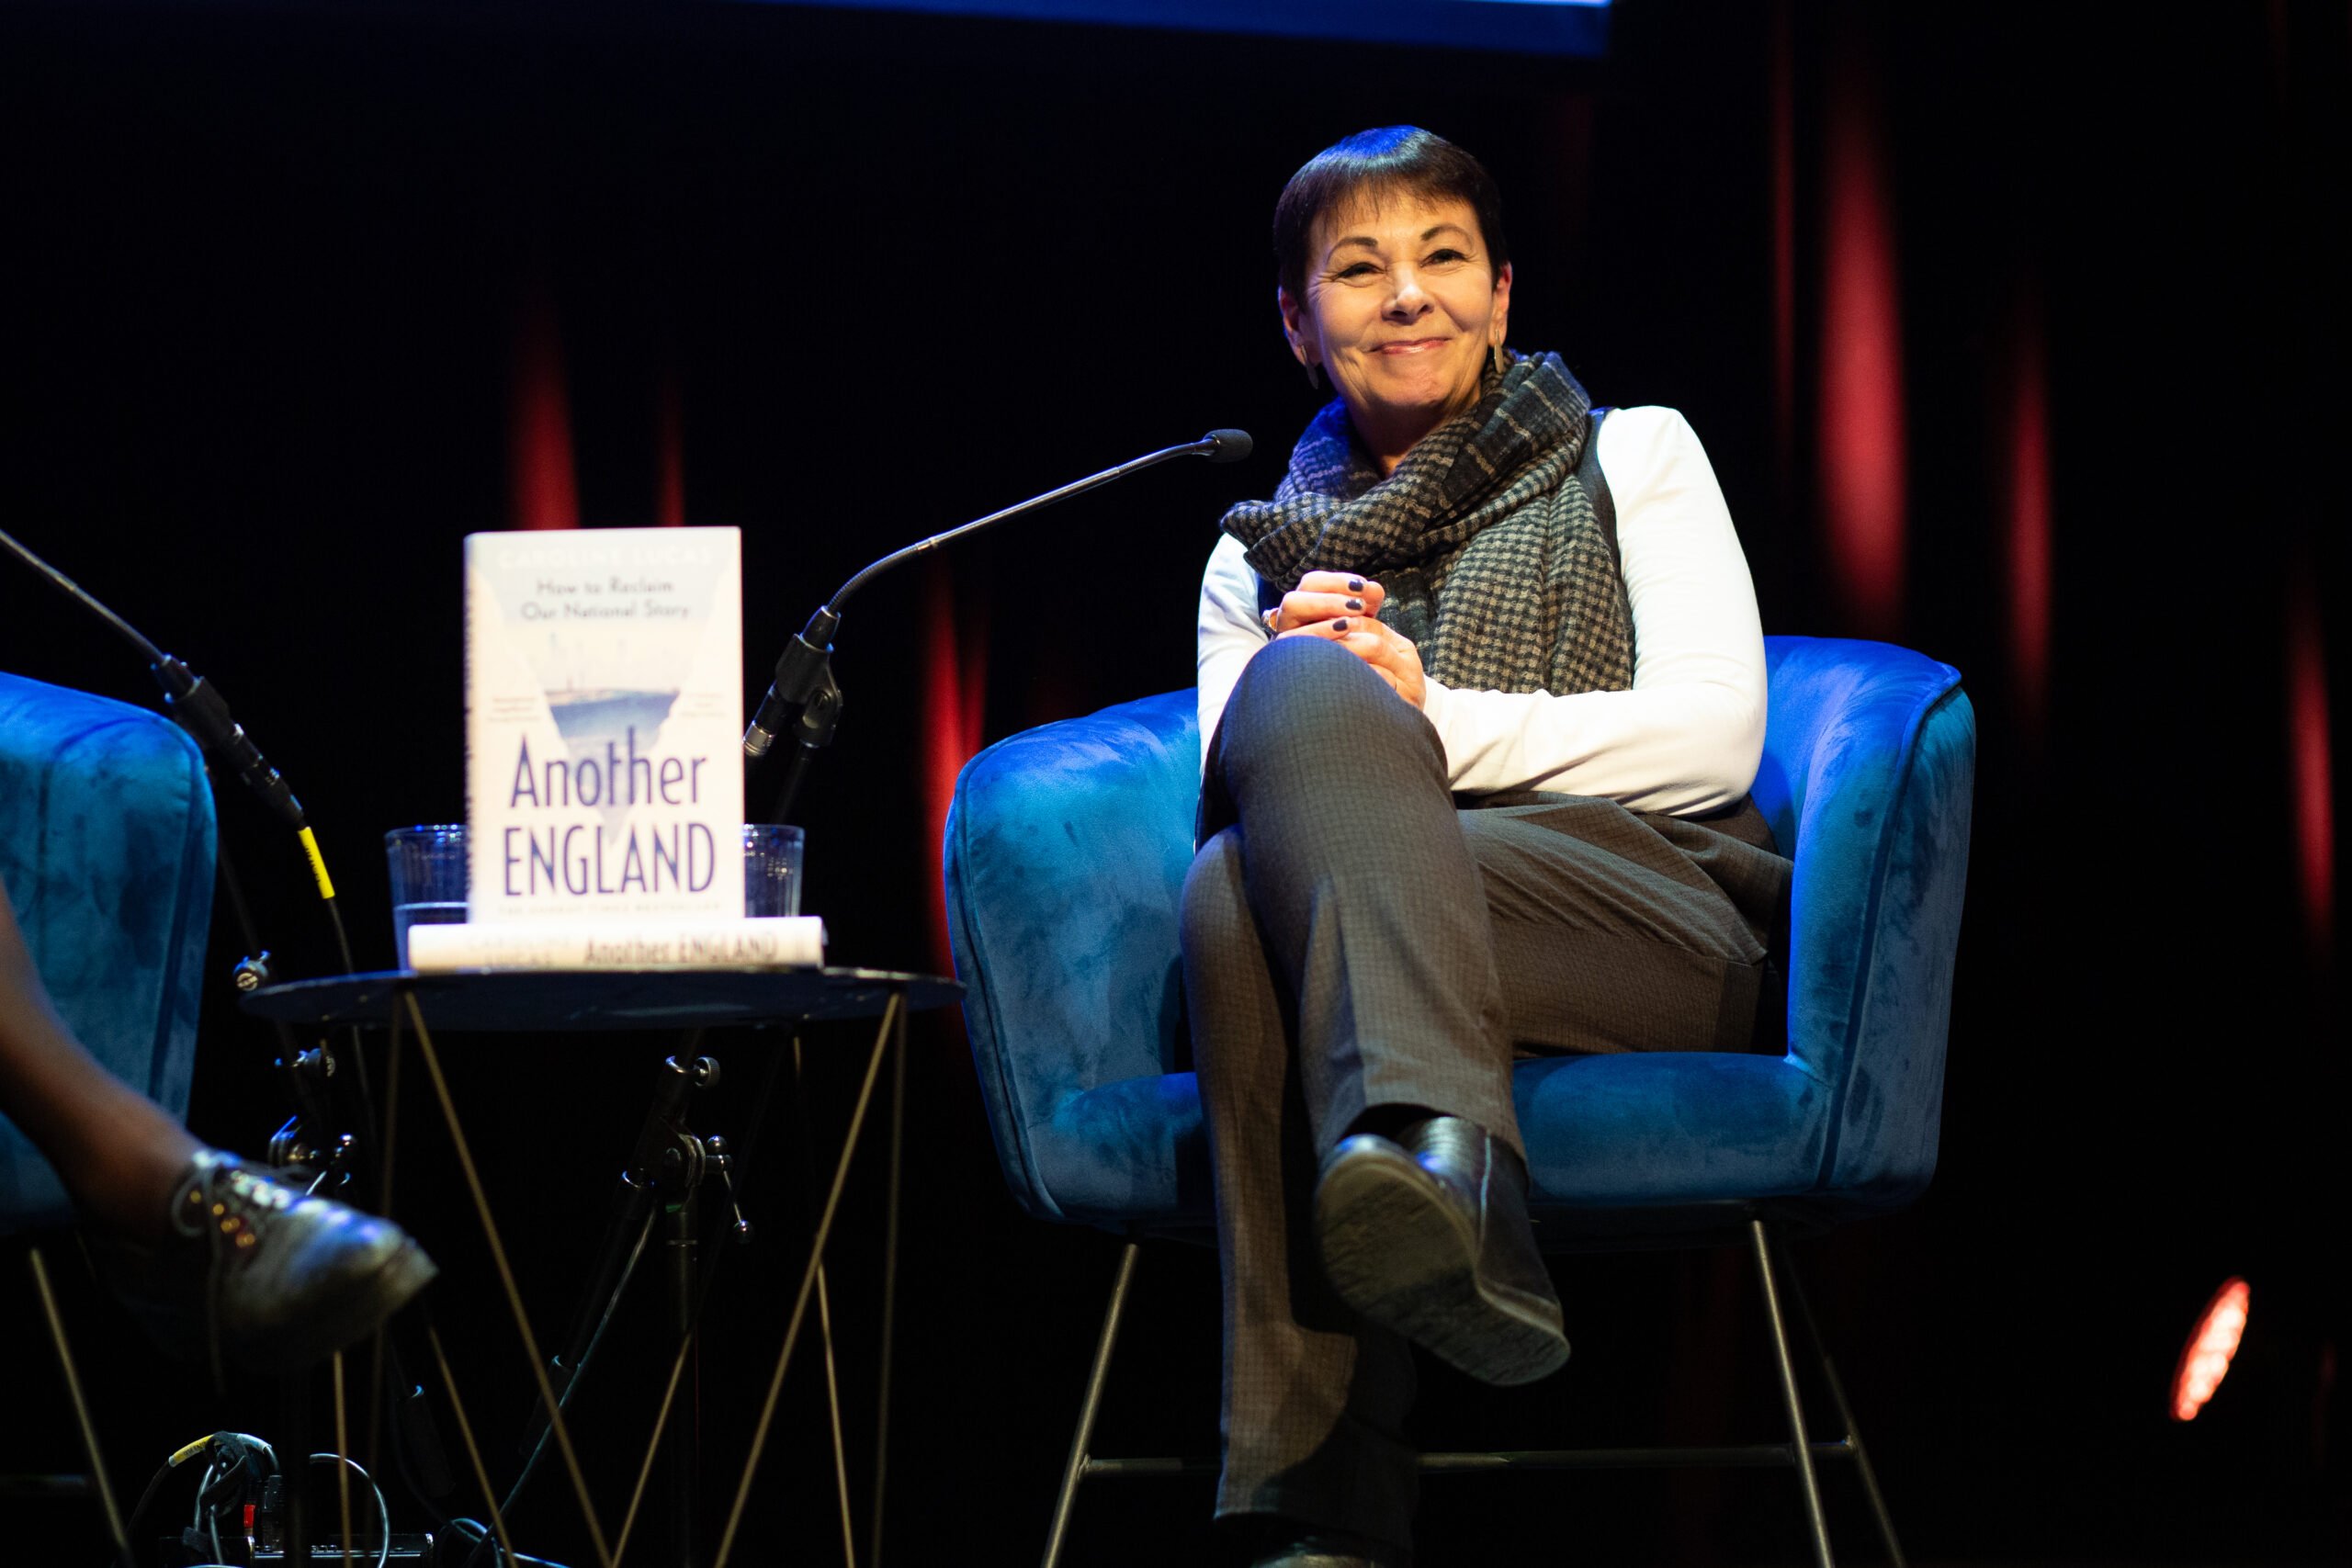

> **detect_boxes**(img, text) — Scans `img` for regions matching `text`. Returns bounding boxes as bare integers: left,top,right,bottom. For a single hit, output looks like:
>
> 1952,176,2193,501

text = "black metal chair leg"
1042,1241,1142,1568
1748,1220,1834,1568
1782,1247,1906,1566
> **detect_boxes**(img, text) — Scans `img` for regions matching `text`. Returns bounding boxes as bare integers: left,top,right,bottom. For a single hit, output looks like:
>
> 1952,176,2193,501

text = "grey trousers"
1182,637,1783,1553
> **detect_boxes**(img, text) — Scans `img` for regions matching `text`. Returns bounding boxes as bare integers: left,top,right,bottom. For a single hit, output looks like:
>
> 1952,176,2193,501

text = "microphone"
742,429,1253,819
0,525,328,875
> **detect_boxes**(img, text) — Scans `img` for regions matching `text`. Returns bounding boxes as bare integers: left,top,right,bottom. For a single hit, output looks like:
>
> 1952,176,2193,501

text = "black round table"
243,964,959,1568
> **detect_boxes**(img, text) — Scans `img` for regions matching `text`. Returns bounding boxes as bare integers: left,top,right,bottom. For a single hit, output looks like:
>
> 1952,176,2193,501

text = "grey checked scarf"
1221,351,1633,698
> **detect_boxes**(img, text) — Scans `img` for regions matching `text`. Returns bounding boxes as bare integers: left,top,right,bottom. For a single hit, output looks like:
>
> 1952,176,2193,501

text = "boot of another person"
1236,1517,1403,1568
1250,1541,1387,1568
1315,1114,1568,1386
94,1150,436,1376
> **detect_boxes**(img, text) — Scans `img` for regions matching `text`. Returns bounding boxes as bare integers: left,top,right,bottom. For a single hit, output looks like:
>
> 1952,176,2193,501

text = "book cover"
464,526,744,921
408,916,824,972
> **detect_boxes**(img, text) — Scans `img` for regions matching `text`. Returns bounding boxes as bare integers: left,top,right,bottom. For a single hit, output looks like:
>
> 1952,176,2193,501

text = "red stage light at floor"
2173,1277,2252,1422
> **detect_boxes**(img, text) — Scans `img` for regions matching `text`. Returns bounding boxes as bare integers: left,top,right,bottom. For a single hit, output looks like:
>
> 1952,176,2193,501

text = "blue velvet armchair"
944,636,1974,1566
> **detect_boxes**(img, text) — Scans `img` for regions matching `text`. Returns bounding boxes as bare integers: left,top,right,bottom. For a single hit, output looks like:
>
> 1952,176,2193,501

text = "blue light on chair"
944,636,1975,1567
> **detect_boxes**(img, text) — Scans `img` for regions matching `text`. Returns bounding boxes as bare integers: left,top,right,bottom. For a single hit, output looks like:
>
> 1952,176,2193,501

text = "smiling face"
1280,192,1512,470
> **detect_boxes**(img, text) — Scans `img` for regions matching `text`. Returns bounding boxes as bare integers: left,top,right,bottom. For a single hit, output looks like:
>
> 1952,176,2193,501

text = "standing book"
464,526,745,923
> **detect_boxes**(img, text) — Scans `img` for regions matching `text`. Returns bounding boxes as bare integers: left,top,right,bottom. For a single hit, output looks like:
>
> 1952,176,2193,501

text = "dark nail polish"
1347,578,1365,592
1331,618,1349,632
1346,597,1364,611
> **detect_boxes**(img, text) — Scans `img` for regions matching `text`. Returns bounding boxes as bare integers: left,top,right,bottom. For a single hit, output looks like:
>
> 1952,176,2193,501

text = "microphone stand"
741,428,1251,824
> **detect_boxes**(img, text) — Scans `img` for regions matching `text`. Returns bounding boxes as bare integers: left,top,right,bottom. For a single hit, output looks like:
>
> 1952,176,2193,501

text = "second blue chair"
944,636,1975,1568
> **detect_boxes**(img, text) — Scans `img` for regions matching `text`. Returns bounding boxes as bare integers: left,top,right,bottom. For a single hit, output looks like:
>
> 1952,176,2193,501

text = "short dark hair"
1272,126,1510,305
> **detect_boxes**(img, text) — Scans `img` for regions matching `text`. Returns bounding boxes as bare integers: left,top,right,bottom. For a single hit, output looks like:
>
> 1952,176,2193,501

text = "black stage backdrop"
1,3,2345,1563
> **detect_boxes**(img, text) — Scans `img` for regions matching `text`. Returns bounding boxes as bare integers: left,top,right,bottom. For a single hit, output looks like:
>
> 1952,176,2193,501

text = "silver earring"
1306,361,1323,391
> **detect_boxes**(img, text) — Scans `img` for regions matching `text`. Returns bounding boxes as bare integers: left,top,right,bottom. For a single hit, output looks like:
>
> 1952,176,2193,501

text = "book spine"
408,916,824,972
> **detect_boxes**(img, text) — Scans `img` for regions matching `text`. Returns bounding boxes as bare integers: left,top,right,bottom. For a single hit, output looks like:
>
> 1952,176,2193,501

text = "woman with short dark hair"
1187,125,1783,1566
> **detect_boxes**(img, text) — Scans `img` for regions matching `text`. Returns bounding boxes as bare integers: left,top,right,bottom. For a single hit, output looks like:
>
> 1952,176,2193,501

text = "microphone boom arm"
741,429,1250,822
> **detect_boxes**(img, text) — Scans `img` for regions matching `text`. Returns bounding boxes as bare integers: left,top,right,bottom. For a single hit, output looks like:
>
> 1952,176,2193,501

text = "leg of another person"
2,874,435,1374
0,886,200,1241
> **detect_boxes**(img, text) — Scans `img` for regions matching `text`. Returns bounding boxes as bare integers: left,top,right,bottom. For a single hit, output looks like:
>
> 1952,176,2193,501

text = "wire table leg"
28,1247,132,1568
404,989,614,1568
427,1321,518,1566
871,996,908,1568
368,1001,404,1479
282,1361,312,1567
333,1350,355,1566
797,1034,860,1568
712,992,903,1568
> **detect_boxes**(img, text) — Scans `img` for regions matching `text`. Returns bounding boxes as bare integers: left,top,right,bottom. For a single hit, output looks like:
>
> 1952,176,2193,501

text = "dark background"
2,1,2346,1562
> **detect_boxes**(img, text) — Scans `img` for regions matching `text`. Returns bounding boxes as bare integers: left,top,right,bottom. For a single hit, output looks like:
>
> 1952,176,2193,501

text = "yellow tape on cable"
298,827,336,901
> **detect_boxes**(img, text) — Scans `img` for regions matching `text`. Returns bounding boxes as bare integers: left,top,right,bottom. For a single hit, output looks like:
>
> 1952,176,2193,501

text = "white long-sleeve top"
1196,405,1766,816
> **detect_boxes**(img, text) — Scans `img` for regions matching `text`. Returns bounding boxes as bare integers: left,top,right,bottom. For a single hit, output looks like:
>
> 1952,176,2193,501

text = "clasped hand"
1264,570,1427,709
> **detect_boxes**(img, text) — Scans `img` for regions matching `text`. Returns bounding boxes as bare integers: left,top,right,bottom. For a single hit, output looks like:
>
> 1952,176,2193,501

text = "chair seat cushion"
1042,1049,1833,1239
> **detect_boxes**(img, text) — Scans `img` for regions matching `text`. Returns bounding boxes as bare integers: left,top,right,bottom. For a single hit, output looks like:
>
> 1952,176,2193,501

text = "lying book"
407,915,825,973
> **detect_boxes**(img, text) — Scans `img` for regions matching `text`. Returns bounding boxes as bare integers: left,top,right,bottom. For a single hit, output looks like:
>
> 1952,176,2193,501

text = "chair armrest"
1758,637,1976,1210
944,691,1199,1221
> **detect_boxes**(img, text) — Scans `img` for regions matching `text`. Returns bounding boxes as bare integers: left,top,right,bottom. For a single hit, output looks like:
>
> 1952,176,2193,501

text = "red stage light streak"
1770,0,1796,479
2006,289,2052,734
2288,573,2334,958
1815,30,1905,638
922,560,988,976
655,362,686,528
509,289,579,531
2172,1278,2251,1422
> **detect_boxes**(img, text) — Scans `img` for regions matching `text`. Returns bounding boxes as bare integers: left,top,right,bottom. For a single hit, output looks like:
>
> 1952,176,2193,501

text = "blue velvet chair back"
1,671,217,1236
944,637,1973,1237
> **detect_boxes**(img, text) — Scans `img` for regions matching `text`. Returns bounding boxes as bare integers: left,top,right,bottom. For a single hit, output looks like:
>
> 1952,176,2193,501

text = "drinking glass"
384,824,467,968
742,824,805,919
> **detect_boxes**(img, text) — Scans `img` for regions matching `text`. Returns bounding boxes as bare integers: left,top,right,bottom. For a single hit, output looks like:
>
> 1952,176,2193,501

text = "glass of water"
385,824,468,969
742,824,805,919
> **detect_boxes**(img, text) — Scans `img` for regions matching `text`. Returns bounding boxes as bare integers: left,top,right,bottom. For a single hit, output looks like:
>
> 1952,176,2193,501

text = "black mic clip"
743,606,839,761
151,654,308,830
743,605,843,825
